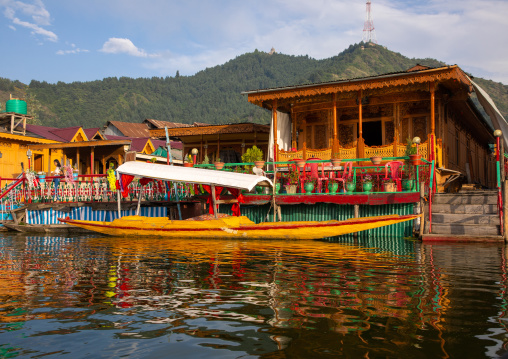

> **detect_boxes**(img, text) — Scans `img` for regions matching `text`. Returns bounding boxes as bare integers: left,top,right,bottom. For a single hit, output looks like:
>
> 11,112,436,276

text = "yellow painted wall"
0,134,62,179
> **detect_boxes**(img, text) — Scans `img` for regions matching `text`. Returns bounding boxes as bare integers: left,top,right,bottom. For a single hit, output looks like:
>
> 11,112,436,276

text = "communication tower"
362,1,377,44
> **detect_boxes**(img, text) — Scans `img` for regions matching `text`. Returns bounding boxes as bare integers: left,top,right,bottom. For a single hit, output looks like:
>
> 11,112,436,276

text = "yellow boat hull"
59,214,417,240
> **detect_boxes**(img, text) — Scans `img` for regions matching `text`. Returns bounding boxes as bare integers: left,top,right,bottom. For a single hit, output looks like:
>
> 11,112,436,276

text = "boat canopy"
116,162,273,191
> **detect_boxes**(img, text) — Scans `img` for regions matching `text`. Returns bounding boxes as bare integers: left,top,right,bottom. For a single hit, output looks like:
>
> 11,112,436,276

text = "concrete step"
429,223,500,236
432,203,497,214
422,234,504,242
432,213,499,225
432,192,498,205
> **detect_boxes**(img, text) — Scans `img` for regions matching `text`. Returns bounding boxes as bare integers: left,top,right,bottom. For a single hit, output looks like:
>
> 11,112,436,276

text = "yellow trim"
0,132,60,144
70,128,88,142
143,140,155,154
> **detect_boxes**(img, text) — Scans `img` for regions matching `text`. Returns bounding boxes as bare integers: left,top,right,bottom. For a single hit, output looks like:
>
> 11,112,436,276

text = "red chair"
298,158,328,193
384,161,404,191
332,162,353,192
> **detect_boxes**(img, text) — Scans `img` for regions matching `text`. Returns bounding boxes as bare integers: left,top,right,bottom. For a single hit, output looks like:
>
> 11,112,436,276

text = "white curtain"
267,111,291,165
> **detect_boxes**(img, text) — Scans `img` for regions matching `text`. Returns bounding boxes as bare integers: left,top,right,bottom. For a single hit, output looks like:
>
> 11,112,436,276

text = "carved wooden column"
430,82,436,161
333,93,338,154
291,105,297,149
357,90,365,159
90,147,95,175
76,148,80,174
272,100,278,163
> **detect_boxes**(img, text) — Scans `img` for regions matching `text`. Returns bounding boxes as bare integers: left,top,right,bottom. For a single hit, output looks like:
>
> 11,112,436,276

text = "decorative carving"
339,124,354,145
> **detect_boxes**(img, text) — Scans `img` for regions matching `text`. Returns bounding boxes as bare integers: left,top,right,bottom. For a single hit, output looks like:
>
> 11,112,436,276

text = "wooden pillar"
200,135,203,163
102,155,106,174
117,154,123,165
357,90,365,159
291,106,297,149
90,147,95,175
430,82,436,161
47,149,52,174
272,100,278,163
76,148,80,174
217,135,220,161
333,93,338,153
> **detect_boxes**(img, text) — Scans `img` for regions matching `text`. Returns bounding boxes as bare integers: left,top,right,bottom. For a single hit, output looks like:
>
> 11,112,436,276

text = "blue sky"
1,0,507,85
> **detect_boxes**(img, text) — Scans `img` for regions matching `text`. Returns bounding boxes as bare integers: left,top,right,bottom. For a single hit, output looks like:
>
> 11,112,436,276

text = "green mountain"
0,43,506,128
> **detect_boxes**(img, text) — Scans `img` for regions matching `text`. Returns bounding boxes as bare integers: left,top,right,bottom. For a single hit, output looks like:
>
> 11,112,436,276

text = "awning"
470,79,508,147
116,162,273,191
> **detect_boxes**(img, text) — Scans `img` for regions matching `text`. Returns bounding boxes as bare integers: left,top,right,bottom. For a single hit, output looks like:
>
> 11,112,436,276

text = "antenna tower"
362,1,377,44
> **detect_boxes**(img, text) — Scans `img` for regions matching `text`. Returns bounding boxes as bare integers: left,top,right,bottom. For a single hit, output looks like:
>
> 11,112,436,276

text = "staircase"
423,190,503,241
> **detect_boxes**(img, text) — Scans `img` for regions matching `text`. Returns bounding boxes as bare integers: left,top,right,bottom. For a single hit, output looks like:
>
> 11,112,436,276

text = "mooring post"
504,180,508,242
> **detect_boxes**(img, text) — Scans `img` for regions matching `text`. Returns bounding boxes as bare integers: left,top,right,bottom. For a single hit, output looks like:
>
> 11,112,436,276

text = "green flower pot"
328,182,339,194
346,182,356,193
402,179,414,191
362,181,373,193
304,182,314,194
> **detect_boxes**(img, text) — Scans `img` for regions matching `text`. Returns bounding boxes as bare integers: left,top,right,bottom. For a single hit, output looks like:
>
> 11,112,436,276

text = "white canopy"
116,162,273,191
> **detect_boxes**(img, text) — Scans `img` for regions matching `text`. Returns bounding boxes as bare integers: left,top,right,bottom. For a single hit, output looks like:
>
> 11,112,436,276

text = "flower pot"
304,182,315,194
362,181,373,193
383,182,396,192
256,185,264,194
184,162,194,167
285,185,297,194
254,160,265,169
370,156,382,165
274,182,281,194
402,179,414,191
38,174,46,183
409,154,422,166
331,158,341,167
346,182,356,193
328,181,339,194
73,172,78,181
214,162,225,170
296,160,306,169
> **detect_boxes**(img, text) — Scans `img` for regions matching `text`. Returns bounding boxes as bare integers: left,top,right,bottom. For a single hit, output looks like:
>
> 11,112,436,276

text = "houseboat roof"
116,161,273,191
150,122,270,138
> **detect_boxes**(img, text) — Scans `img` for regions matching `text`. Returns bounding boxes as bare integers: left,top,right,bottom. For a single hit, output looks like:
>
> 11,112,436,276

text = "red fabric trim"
120,174,134,198
228,188,244,216
202,185,223,214
139,177,152,186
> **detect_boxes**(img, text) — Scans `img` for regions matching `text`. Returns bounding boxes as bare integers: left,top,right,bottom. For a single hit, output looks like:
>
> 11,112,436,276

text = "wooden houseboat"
242,65,498,190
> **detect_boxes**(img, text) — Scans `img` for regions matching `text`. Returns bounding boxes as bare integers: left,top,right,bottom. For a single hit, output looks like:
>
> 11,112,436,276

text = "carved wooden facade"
244,65,497,188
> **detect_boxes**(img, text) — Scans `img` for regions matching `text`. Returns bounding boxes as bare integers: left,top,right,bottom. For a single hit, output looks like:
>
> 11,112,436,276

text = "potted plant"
331,153,341,168
382,178,396,192
328,180,339,194
241,146,264,172
405,137,422,166
345,179,356,193
284,170,299,194
370,151,382,165
304,176,316,194
184,154,194,167
362,174,373,193
214,157,225,170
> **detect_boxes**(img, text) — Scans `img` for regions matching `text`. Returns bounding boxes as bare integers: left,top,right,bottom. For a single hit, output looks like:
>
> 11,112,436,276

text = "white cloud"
99,37,158,58
1,0,57,42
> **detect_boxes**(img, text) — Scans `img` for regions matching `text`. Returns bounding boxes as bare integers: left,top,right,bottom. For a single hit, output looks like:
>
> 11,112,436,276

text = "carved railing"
306,147,332,160
365,144,394,158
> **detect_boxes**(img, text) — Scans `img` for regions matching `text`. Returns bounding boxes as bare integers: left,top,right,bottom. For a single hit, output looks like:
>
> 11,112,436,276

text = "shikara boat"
59,162,417,240
60,214,416,240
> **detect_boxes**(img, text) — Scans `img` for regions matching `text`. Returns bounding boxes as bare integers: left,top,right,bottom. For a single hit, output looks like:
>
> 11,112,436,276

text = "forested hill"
0,43,507,128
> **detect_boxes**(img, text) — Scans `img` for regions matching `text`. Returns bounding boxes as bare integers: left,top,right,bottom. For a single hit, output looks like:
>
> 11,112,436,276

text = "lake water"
1,233,508,358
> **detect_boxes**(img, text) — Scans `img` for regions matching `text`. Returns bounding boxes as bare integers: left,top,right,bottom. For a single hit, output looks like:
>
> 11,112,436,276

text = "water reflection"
0,234,507,358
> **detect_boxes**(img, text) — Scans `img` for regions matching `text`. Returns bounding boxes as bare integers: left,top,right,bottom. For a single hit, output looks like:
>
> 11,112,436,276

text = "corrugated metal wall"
220,202,415,239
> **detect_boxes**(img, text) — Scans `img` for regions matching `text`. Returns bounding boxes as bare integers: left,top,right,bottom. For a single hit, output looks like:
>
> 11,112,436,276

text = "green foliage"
241,145,264,163
0,44,505,128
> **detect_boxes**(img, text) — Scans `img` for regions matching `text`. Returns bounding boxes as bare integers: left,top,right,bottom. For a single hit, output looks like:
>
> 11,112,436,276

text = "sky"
1,0,507,85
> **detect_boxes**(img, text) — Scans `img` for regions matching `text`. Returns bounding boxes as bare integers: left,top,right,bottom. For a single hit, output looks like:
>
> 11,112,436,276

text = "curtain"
228,188,244,216
268,111,292,169
120,174,134,198
202,185,223,215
